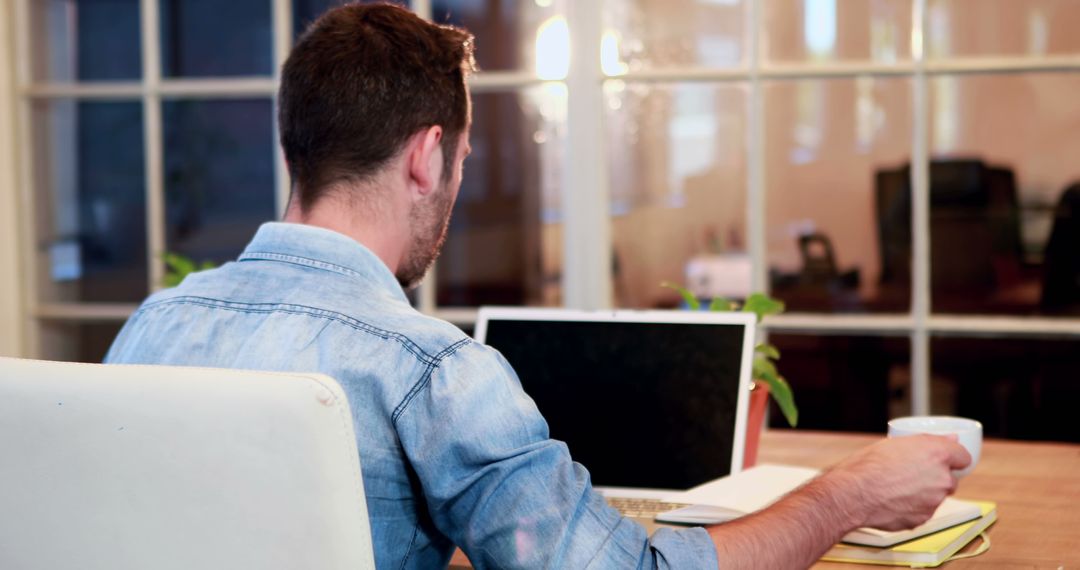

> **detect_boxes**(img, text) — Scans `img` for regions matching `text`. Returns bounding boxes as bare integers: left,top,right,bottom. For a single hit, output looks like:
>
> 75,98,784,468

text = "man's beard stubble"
395,180,455,290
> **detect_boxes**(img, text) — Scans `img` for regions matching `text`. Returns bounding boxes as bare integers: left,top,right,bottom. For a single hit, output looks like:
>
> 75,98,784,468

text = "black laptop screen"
482,318,746,490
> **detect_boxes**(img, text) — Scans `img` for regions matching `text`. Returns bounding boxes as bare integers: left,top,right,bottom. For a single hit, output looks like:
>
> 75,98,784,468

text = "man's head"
279,2,475,288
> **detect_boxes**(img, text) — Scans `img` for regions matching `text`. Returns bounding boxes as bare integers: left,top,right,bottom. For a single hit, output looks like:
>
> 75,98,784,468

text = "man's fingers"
944,442,972,470
945,473,959,495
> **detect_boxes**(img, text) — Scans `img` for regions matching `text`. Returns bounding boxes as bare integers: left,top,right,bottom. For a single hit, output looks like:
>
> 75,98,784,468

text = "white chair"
0,357,375,570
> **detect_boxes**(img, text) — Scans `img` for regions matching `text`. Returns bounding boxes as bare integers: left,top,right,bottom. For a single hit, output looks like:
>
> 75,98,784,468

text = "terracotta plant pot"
743,380,770,468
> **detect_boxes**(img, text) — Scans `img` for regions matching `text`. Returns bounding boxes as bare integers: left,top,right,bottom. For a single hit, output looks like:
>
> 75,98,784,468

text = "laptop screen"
478,311,751,491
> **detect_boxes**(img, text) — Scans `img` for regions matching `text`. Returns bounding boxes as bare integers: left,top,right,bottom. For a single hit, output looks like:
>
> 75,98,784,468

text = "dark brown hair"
279,2,475,211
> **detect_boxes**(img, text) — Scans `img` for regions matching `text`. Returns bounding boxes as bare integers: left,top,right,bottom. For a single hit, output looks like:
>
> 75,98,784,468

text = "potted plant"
163,252,216,288
662,283,798,467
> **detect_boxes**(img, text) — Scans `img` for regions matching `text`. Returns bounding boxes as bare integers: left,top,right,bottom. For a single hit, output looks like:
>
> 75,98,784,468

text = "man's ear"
407,126,444,196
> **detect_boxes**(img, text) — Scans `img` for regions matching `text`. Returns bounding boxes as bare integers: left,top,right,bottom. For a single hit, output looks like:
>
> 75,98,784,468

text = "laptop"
474,307,755,518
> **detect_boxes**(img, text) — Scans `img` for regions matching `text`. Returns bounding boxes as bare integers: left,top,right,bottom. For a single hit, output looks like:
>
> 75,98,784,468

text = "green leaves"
163,252,216,288
708,296,736,312
661,281,701,310
743,293,785,323
660,281,750,314
753,354,798,428
661,282,798,427
756,342,780,360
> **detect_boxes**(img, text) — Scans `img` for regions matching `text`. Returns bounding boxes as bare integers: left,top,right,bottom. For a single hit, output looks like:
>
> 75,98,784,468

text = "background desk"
450,430,1080,568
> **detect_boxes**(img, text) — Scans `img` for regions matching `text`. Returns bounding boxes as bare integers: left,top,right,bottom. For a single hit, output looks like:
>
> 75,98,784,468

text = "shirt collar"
238,222,408,302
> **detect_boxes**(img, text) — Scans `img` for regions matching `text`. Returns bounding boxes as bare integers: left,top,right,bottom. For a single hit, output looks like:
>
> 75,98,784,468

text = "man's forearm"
703,435,969,568
706,472,863,570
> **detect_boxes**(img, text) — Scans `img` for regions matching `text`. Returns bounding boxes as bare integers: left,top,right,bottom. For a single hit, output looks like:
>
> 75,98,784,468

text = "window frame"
0,0,26,357
8,0,1080,417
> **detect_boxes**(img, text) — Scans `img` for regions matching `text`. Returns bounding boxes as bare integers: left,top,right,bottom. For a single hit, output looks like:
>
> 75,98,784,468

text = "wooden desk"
759,430,1080,569
451,430,1080,568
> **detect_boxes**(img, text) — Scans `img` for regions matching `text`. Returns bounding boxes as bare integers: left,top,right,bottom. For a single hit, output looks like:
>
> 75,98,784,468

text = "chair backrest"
875,159,1024,309
0,357,375,570
1042,182,1080,314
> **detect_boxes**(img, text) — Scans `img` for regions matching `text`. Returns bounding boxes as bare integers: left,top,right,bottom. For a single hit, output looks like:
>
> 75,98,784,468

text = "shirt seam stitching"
239,251,366,279
583,507,642,564
390,338,472,424
135,296,444,366
397,524,421,570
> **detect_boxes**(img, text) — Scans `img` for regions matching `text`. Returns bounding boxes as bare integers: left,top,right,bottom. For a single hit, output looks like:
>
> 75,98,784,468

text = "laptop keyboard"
605,497,690,519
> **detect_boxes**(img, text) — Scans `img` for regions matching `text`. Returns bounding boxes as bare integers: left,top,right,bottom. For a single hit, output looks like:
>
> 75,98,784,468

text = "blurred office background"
1,0,1079,442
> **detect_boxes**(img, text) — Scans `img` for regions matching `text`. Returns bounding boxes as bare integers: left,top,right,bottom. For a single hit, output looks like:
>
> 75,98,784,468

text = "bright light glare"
601,30,629,77
537,82,569,123
805,0,837,58
535,16,570,80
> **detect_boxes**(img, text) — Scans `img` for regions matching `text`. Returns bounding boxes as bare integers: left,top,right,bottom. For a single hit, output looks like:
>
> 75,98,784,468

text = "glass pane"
30,0,142,81
766,78,912,313
163,99,276,267
929,73,1080,315
602,0,745,71
928,0,1080,59
605,81,748,309
433,0,565,74
763,0,912,64
932,336,1080,442
770,334,910,432
160,0,272,77
38,322,126,363
31,100,147,303
436,86,565,307
293,0,409,39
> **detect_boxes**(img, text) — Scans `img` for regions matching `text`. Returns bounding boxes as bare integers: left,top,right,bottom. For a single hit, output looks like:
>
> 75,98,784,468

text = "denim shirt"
105,222,718,569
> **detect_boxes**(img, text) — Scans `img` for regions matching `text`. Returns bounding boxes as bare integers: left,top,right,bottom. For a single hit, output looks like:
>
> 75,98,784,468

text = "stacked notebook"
657,465,997,567
821,501,996,567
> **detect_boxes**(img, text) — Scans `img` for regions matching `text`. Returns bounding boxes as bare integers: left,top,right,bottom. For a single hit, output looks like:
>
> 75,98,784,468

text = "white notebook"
657,464,982,548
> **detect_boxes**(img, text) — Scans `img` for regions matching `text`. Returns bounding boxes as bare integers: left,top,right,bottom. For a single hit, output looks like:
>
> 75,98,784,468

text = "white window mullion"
141,0,166,293
272,0,292,73
272,0,292,218
1,0,28,357
910,0,931,416
23,82,144,98
614,60,1080,84
418,270,437,315
157,78,277,97
766,314,913,335
926,55,1080,74
12,0,31,86
564,0,611,310
468,72,547,90
13,0,42,357
35,302,138,321
414,0,436,315
747,0,766,296
412,0,432,21
747,0,770,394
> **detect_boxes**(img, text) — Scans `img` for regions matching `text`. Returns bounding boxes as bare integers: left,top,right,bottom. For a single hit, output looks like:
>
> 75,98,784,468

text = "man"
106,4,970,568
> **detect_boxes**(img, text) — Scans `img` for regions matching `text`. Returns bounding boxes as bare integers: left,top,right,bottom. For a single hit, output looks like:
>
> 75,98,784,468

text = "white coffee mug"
887,416,982,477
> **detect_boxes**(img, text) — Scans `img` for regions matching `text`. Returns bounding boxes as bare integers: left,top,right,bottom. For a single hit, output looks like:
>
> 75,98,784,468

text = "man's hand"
706,435,971,569
823,434,971,531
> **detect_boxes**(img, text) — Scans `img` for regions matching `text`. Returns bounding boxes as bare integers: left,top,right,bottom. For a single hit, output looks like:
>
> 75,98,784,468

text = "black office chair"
875,159,1024,313
1040,182,1080,315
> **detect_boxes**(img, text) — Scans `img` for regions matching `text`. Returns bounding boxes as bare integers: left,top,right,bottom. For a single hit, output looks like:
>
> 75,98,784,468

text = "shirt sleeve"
393,341,719,569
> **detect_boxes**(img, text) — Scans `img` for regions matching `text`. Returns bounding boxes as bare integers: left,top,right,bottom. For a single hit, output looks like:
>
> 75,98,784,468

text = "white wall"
0,0,27,357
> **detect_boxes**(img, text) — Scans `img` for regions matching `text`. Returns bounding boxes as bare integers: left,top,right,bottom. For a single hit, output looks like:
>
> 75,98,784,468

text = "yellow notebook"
820,501,997,568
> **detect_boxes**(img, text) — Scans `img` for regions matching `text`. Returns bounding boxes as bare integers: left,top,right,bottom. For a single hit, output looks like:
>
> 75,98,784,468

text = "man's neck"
282,200,407,275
